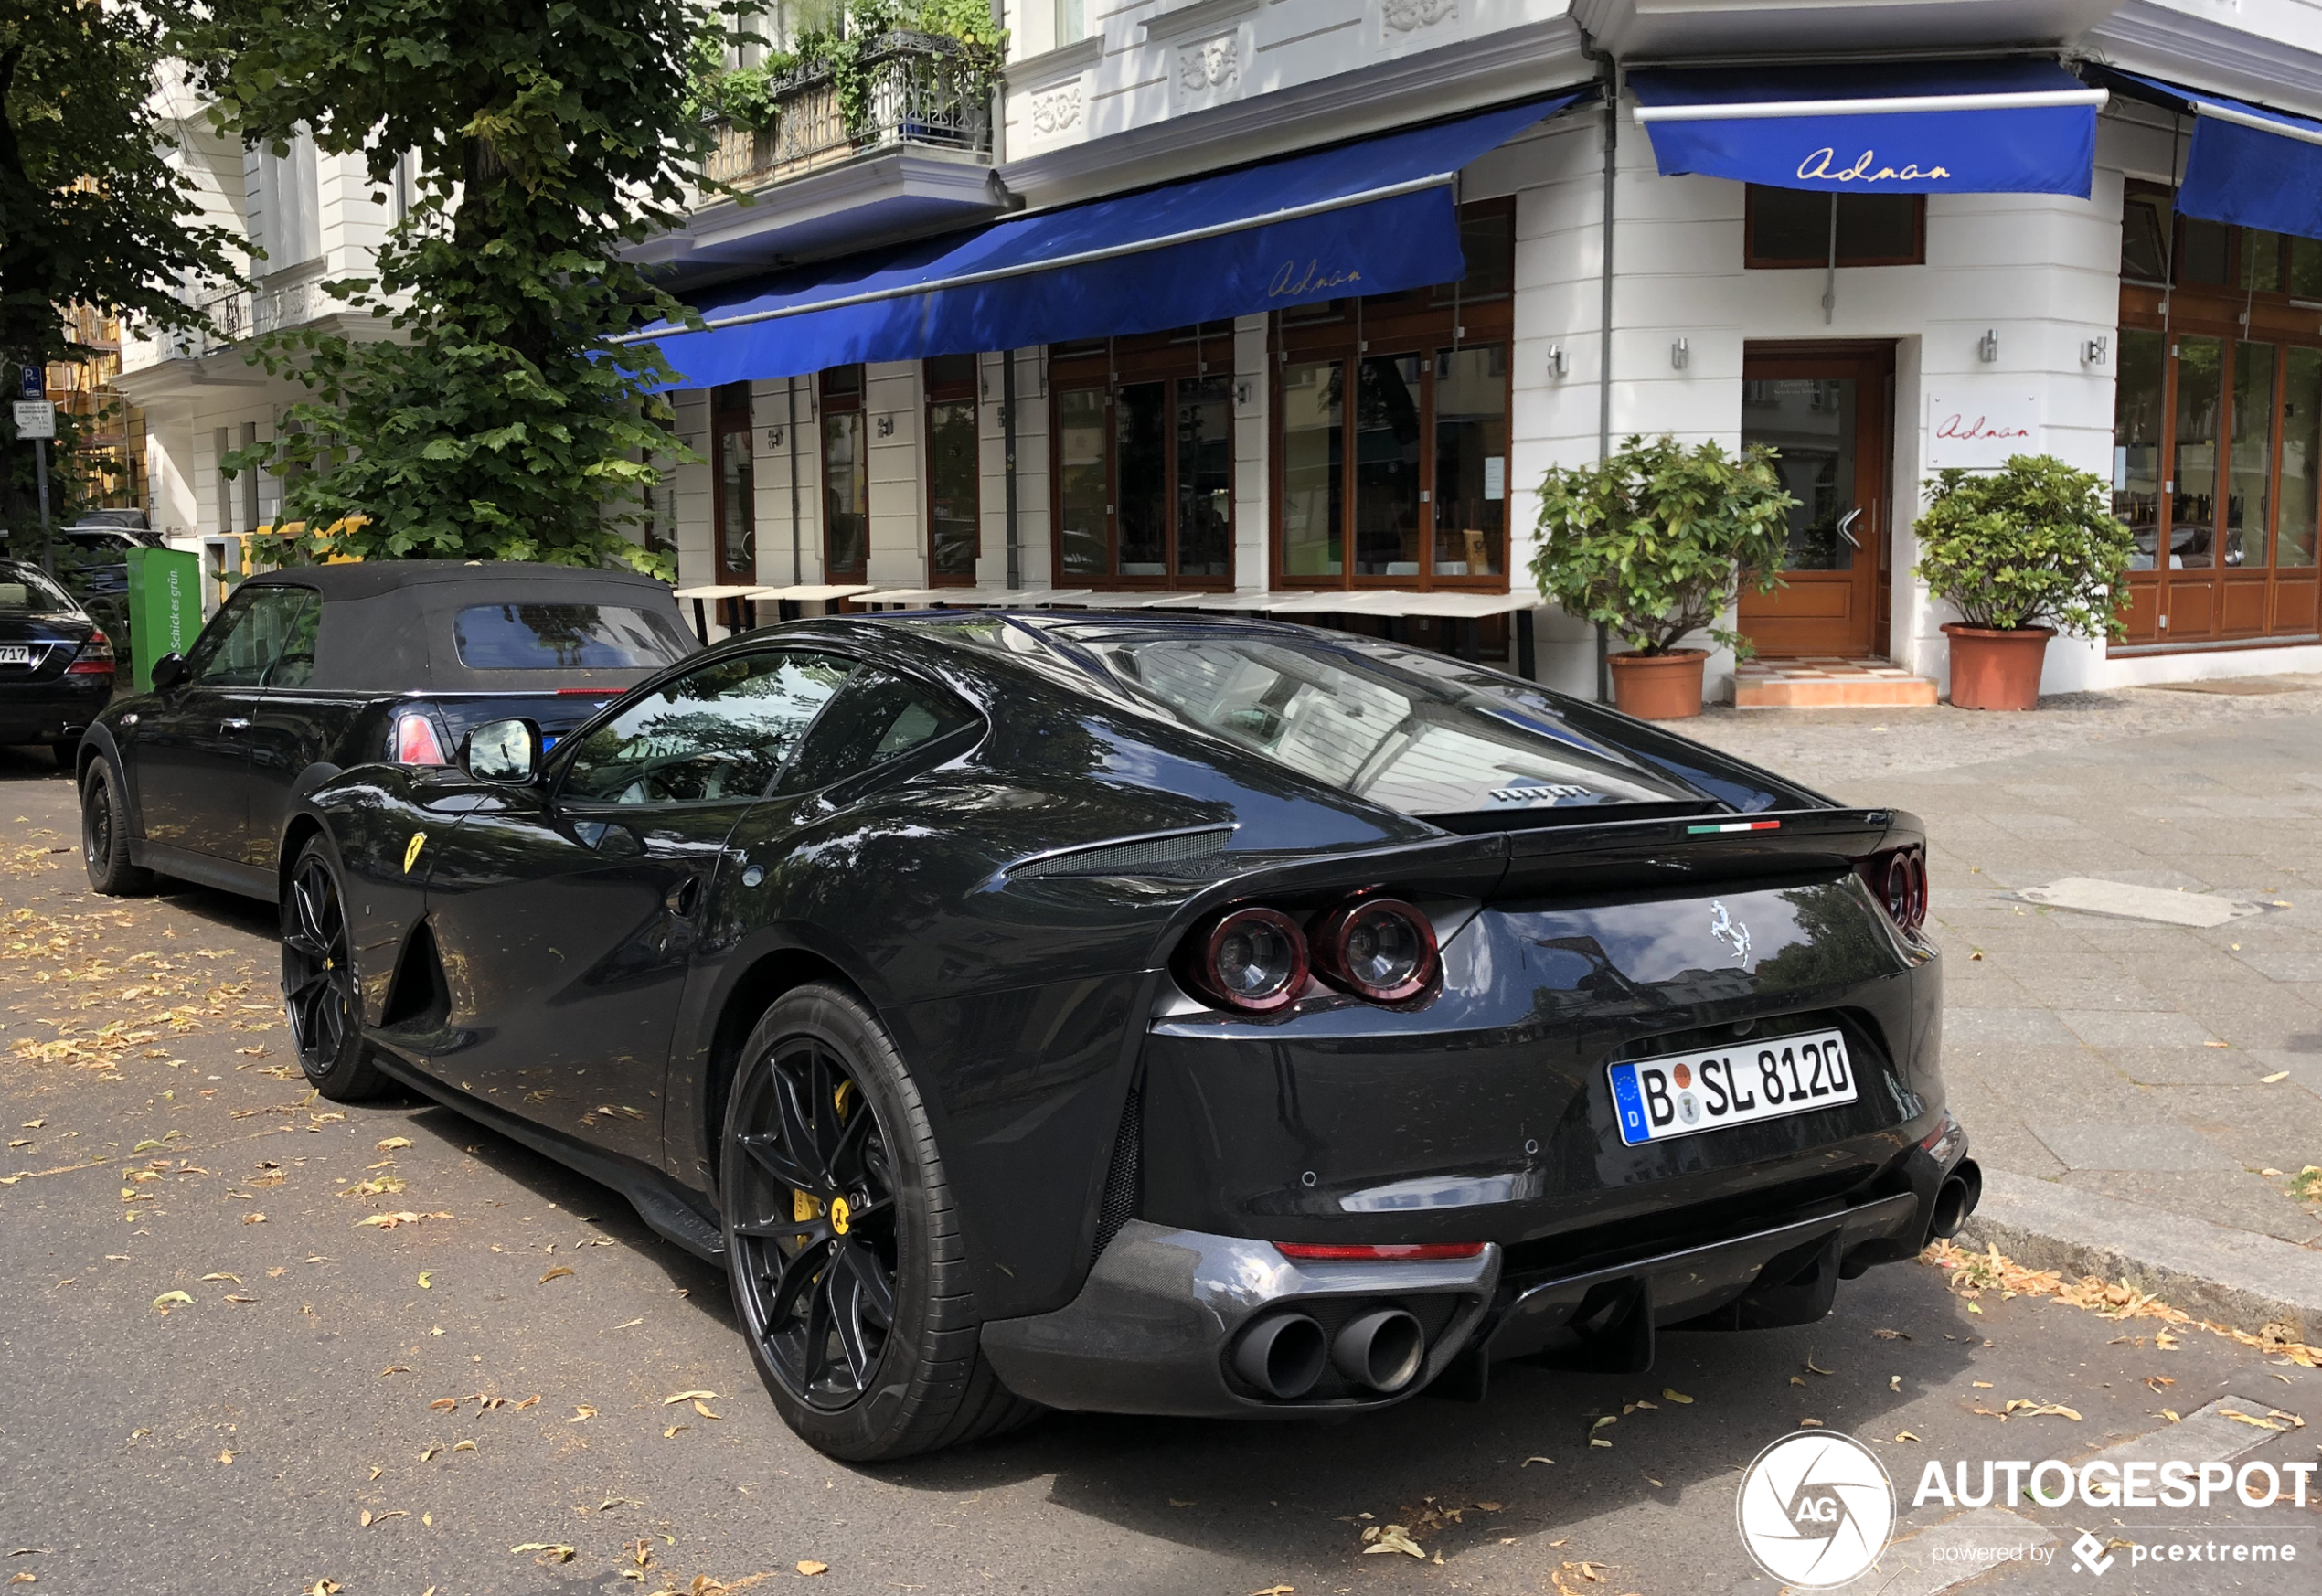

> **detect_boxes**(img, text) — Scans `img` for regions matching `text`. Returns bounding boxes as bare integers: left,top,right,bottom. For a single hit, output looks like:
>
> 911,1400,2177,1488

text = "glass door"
1737,346,1890,658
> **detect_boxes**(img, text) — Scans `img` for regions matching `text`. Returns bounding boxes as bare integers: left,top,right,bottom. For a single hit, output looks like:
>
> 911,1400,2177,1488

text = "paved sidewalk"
1688,683,2322,1257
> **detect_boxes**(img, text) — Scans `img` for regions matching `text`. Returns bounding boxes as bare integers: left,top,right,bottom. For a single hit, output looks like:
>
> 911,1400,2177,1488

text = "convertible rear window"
1081,633,1698,818
453,602,693,670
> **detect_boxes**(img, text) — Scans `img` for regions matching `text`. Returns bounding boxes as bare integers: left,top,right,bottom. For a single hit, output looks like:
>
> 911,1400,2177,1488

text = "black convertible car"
153,610,1975,1462
76,561,696,900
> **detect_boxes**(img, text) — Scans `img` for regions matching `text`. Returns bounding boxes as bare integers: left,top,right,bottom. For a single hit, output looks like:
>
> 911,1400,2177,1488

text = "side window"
778,666,977,793
186,587,315,687
559,651,853,805
268,594,324,687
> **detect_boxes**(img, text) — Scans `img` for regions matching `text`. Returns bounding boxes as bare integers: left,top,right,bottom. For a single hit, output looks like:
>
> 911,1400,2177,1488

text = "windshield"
0,565,77,614
453,601,693,670
1074,629,1697,818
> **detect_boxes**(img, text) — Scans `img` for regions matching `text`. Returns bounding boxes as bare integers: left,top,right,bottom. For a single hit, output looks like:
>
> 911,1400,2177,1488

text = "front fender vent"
1010,825,1235,880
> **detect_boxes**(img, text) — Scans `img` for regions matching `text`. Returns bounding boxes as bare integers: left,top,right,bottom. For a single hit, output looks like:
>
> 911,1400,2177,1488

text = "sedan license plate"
0,645,31,666
1609,1028,1857,1146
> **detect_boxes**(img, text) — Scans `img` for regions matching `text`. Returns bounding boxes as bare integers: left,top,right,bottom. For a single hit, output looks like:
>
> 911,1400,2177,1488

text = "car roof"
242,559,677,602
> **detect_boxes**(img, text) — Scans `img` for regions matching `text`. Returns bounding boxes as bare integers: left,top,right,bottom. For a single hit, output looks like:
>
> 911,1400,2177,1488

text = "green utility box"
126,547,202,693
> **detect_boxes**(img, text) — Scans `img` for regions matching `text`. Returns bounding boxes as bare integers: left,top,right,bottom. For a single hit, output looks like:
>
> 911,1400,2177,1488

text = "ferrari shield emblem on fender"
403,831,426,874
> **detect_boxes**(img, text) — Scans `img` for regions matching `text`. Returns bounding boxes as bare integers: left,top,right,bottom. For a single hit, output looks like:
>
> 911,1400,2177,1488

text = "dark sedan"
0,559,115,765
208,611,1974,1462
76,560,697,900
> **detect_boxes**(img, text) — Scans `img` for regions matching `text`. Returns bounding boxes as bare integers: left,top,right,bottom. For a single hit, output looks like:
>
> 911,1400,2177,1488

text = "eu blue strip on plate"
1609,1065,1649,1146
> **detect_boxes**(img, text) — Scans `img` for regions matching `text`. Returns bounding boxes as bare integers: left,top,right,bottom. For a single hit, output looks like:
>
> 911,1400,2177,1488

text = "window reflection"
1058,387,1108,577
1354,355,1422,577
2173,337,2222,569
2285,349,2322,570
562,652,851,805
1281,361,1344,579
2229,341,2275,568
1433,346,1507,578
2116,330,2167,571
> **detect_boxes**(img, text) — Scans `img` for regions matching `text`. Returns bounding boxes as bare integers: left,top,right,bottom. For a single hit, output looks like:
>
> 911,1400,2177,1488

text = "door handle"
219,717,252,732
1836,509,1863,548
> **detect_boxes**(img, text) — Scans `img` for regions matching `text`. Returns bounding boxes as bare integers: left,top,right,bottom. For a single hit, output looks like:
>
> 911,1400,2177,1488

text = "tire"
282,836,388,1102
721,983,1040,1462
80,760,154,896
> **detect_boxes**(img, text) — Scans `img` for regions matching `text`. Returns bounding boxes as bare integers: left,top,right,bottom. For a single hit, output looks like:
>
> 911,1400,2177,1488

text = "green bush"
1912,455,2136,639
1530,434,1795,657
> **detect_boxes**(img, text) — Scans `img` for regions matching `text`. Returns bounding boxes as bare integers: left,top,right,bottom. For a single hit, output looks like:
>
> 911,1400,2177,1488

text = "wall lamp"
1547,343,1569,379
1671,337,1689,371
2082,335,2110,367
876,414,896,437
1977,329,2000,363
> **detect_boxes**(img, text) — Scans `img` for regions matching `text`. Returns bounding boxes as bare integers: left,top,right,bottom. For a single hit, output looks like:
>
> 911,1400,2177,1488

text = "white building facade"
119,0,2322,707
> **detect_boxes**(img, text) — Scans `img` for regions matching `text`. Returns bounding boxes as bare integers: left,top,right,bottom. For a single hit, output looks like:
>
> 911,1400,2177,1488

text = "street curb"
1957,1168,2322,1344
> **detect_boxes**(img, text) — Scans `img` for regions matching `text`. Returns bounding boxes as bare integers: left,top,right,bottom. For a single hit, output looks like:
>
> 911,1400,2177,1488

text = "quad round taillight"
1311,897,1439,1003
1189,907,1308,1013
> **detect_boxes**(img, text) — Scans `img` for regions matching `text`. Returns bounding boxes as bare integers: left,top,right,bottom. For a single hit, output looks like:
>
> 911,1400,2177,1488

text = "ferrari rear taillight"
392,713,449,766
65,630,114,676
1310,896,1438,1003
1186,906,1307,1014
1862,844,1928,932
1274,1242,1485,1261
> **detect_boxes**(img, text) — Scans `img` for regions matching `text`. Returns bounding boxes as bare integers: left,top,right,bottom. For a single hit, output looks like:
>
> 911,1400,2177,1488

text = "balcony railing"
704,32,993,194
144,276,333,364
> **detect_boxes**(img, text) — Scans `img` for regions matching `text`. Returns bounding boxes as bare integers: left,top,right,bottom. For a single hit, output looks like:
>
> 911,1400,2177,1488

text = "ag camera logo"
1736,1431,1896,1587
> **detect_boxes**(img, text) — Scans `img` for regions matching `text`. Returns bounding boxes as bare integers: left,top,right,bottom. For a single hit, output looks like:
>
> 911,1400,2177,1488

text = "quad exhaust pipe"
1929,1159,1983,1240
1234,1305,1429,1399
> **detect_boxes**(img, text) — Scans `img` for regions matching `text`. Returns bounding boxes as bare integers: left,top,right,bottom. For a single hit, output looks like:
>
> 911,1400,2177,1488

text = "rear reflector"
1274,1242,1486,1261
1688,819,1782,835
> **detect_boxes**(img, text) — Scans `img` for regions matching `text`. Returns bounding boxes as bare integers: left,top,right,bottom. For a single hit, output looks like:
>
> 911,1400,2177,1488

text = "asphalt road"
3,747,2320,1595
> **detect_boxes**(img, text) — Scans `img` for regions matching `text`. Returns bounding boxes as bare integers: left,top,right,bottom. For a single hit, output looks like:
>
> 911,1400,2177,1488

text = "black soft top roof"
242,560,692,693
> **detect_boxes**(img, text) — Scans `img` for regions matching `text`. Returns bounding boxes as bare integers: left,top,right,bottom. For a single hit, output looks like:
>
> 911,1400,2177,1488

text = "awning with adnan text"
623,92,1586,389
2097,69,2322,242
1628,58,2106,197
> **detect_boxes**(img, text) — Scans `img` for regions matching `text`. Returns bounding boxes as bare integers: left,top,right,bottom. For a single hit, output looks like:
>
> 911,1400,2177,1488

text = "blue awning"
627,93,1584,388
2100,69,2322,242
1629,59,2106,197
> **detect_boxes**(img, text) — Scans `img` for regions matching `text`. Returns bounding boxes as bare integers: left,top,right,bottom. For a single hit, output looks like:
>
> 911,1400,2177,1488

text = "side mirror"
149,653,189,693
463,718,541,784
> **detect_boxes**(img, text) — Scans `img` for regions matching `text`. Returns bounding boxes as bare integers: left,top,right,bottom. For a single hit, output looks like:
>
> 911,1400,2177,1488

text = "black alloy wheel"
721,984,1039,1461
281,838,385,1101
80,759,154,897
730,1037,900,1410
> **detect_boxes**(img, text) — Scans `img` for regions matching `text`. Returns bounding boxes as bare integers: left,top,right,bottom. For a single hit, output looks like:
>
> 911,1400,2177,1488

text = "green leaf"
1911,455,2136,639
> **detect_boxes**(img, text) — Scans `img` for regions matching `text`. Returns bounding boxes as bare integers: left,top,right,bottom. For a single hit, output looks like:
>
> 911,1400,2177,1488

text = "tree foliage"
0,1,240,529
1912,454,2136,638
698,0,999,138
176,0,717,573
1530,434,1795,657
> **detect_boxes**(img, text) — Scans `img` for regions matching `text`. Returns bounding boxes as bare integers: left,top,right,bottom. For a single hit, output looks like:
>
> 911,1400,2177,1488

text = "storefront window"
1048,325,1236,587
1744,187,1923,269
925,355,979,585
2115,331,2167,570
2294,238,2322,302
2285,349,2322,569
2229,341,2276,568
2121,190,2172,285
1355,355,1423,576
821,366,867,580
1280,361,1343,579
2173,337,2223,569
712,382,754,583
1433,346,1507,578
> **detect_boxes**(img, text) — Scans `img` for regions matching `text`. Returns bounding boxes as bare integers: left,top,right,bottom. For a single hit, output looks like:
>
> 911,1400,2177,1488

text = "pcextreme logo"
1735,1430,1897,1588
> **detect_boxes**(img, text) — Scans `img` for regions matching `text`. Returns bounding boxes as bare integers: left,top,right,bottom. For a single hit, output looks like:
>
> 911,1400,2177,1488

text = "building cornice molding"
1140,0,1262,45
1002,36,1104,91
640,148,1005,272
999,16,1593,206
2082,1,2322,120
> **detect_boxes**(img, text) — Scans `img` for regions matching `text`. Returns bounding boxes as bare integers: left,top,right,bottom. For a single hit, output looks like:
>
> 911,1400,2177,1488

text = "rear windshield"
1077,631,1699,818
0,567,75,614
453,602,693,670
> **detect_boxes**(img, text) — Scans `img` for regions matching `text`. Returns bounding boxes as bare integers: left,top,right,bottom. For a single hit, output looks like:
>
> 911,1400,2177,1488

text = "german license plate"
0,645,31,666
1609,1028,1857,1146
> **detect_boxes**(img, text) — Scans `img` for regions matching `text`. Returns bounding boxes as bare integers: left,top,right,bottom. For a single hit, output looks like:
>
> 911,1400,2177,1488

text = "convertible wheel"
80,760,154,896
282,838,386,1101
723,983,1039,1461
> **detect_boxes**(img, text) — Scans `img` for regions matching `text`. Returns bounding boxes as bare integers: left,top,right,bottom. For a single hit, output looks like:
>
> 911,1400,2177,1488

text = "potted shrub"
1532,434,1794,719
1913,455,2136,711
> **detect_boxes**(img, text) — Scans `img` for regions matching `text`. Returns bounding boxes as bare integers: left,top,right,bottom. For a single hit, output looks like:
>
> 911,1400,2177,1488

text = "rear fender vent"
1010,825,1235,880
1092,1083,1144,1262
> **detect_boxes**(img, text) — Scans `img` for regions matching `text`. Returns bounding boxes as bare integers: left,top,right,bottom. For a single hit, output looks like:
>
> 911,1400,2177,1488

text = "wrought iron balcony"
703,32,994,195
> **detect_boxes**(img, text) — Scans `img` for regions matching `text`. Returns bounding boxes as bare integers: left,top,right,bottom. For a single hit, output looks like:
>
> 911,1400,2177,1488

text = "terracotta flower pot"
1607,648,1708,719
1943,622,2053,711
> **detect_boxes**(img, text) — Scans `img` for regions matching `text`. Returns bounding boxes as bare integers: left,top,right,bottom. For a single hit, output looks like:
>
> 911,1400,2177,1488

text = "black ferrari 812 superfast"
247,610,1973,1460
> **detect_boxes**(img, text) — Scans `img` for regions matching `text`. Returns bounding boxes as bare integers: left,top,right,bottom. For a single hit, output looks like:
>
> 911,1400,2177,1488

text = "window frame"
1742,186,1927,271
820,366,868,582
183,583,317,688
924,356,981,589
710,382,756,600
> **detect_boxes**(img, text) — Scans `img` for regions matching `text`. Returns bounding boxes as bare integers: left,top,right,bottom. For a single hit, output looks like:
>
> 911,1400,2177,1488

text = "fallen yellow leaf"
1894,1431,1923,1442
539,1266,574,1284
2262,1071,2291,1084
376,1137,412,1151
662,1389,717,1404
1661,1388,1693,1404
797,1562,829,1577
2220,1409,2289,1431
693,1399,721,1420
152,1290,193,1310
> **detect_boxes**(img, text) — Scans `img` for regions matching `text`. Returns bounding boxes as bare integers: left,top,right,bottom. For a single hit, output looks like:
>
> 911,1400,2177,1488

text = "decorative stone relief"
1177,34,1240,94
1029,81,1083,137
1381,0,1455,34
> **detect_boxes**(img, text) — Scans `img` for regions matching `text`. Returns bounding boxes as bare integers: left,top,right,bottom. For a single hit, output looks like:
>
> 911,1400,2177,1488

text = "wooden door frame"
1738,341,1895,658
